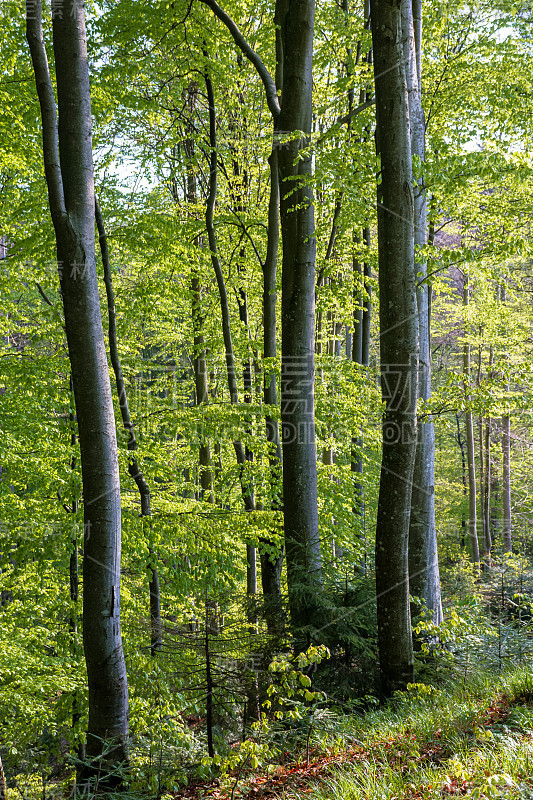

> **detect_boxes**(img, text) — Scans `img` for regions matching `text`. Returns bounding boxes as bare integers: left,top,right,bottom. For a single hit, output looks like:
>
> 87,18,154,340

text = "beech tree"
199,0,322,634
26,0,129,773
403,0,443,624
371,0,419,694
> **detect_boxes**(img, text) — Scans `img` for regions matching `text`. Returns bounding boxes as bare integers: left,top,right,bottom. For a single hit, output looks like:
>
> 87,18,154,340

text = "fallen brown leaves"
170,691,533,800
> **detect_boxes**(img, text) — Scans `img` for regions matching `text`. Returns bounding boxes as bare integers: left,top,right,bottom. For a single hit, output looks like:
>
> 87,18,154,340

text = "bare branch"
25,0,66,228
197,0,280,122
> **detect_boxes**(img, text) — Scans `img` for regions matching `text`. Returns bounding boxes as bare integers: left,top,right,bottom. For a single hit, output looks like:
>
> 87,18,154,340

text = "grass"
196,667,533,800
6,668,533,799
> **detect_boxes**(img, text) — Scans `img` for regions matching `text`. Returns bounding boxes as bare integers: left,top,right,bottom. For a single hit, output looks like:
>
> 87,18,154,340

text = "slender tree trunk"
476,343,489,566
501,286,512,552
65,376,85,762
277,0,322,635
456,413,467,549
184,114,215,504
483,410,492,556
404,0,442,626
502,414,512,552
463,276,480,566
96,200,162,656
371,0,418,695
26,0,129,772
260,148,284,621
192,273,215,500
198,0,322,636
351,229,371,566
203,65,262,631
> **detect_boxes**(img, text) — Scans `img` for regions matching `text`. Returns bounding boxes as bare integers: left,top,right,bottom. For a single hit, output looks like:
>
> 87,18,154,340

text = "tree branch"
35,281,53,307
197,0,280,123
25,0,66,229
316,99,375,146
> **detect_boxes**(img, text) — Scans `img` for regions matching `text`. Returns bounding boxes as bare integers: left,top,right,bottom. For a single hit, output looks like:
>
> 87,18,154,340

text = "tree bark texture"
96,199,162,656
277,0,322,633
371,0,419,694
502,413,512,552
26,0,129,770
501,287,512,552
260,147,284,623
403,0,442,626
463,277,480,565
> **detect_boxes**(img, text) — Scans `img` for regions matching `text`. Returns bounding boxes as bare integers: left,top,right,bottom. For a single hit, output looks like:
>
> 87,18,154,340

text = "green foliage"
2,0,533,793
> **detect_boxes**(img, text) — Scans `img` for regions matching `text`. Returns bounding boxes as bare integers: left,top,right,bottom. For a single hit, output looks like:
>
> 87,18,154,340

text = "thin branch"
35,281,53,307
197,0,280,122
316,98,375,146
25,0,67,228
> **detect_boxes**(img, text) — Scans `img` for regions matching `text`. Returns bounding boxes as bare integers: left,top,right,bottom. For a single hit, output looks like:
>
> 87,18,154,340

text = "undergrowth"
189,667,533,800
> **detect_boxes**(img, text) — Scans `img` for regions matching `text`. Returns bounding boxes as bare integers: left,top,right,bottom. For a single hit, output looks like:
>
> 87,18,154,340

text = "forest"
1,0,533,797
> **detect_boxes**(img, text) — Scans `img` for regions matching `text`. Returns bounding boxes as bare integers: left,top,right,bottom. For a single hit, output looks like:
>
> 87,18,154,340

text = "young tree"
26,0,129,772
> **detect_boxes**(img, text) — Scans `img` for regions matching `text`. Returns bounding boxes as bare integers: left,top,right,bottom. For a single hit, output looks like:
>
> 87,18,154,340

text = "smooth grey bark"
502,414,512,552
371,0,419,695
483,410,492,556
463,276,480,565
501,417,511,553
277,0,322,632
26,0,129,771
260,147,284,621
456,413,468,548
203,64,262,620
501,286,512,552
199,0,323,635
96,200,162,656
403,0,443,625
183,100,214,504
351,227,371,532
65,375,85,762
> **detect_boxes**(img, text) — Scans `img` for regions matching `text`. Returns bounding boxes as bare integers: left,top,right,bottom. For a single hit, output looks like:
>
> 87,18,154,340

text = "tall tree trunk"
258,0,285,617
184,105,215,505
456,413,468,549
501,286,512,552
260,147,284,621
371,0,419,695
65,375,85,762
203,67,259,613
96,200,162,656
277,0,322,635
483,409,492,556
502,413,511,552
193,7,285,620
26,0,129,772
476,343,490,566
404,0,442,626
198,0,322,636
463,276,480,565
192,272,215,501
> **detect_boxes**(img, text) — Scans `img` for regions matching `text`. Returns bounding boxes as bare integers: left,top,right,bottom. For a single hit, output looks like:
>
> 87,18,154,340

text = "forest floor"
178,669,533,800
